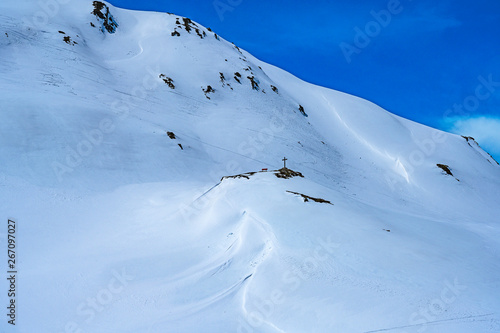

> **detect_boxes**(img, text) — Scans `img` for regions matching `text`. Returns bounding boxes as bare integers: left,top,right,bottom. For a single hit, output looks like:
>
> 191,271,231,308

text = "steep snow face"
1,1,500,333
1,0,498,197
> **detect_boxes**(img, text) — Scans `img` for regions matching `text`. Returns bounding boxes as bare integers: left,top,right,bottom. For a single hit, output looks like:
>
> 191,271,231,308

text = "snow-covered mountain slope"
1,1,499,332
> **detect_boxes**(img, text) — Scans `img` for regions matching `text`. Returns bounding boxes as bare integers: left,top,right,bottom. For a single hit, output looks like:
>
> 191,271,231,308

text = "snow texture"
0,1,499,332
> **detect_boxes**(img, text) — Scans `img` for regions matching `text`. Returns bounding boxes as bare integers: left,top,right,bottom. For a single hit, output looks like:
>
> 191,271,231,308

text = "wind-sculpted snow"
0,1,499,332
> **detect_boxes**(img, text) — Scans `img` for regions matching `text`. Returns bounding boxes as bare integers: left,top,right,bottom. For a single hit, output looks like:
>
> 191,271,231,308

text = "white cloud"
447,116,500,161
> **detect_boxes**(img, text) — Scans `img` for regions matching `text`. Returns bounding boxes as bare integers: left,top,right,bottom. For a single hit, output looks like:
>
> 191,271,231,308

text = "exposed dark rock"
92,1,118,34
437,164,459,181
247,76,259,90
437,164,453,176
221,172,257,181
274,168,303,179
203,85,215,99
159,74,175,89
299,105,308,117
234,72,241,84
286,191,333,205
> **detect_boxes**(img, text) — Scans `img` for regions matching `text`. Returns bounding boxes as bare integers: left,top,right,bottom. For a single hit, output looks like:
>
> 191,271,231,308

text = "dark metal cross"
282,157,288,168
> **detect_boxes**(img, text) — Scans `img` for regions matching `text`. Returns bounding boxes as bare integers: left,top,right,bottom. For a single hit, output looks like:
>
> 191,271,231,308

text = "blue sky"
109,0,500,160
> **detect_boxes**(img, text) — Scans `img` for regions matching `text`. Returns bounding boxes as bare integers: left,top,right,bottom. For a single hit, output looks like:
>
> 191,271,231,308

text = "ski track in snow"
363,313,496,333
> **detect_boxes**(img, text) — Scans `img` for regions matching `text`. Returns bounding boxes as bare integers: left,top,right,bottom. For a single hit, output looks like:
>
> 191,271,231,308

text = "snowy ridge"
0,1,499,332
